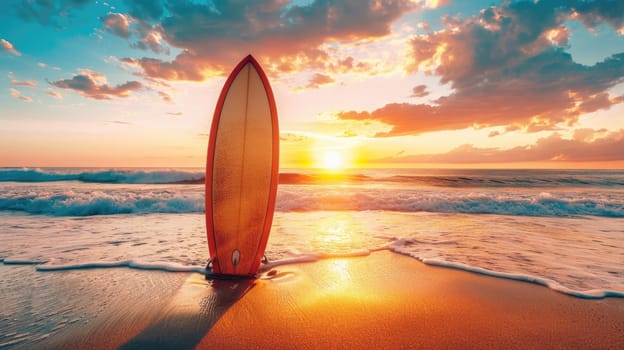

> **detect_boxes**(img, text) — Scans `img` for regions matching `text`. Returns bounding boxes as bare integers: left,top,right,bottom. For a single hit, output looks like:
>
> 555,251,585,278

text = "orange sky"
1,0,623,169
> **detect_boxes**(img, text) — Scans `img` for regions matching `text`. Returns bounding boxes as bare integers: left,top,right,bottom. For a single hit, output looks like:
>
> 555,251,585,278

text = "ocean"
1,167,623,301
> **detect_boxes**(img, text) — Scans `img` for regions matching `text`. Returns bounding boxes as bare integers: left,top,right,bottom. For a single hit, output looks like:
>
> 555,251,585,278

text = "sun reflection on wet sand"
309,213,361,254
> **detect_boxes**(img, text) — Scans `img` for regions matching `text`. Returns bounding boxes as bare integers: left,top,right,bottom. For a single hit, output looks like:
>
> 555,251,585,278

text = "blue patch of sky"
0,0,180,112
564,20,624,66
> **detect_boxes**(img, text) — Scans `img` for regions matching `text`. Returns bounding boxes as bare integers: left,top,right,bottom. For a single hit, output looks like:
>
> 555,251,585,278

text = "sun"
322,150,345,170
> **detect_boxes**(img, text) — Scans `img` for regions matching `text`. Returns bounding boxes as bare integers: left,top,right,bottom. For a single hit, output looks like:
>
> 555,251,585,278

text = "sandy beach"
17,251,620,349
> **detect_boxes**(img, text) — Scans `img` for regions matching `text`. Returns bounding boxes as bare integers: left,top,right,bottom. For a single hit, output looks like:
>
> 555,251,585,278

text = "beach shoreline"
16,251,623,349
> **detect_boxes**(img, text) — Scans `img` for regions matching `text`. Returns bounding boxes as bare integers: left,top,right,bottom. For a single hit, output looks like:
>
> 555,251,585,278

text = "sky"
1,0,624,169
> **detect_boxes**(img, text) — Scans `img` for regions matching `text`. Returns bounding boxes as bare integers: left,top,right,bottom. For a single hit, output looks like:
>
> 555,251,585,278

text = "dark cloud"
574,0,624,31
119,0,418,80
337,0,624,136
50,70,142,100
410,84,429,97
382,129,624,164
15,0,89,28
123,0,164,22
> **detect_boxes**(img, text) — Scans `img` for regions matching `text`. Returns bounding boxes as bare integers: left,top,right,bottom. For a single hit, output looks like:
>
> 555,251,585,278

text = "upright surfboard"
206,55,279,277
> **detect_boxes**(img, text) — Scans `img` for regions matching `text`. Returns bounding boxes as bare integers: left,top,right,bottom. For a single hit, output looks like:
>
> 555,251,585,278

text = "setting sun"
322,150,345,170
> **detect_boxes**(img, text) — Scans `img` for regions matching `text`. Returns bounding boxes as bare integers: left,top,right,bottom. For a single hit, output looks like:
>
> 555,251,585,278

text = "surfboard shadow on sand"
119,274,255,349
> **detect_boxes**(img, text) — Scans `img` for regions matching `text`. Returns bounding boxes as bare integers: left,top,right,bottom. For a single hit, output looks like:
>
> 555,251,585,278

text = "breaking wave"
1,186,622,217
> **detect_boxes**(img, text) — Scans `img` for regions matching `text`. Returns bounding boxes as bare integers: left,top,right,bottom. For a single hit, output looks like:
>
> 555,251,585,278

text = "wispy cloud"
10,88,32,102
11,79,37,87
45,89,63,100
1,39,21,56
158,91,173,103
382,129,624,163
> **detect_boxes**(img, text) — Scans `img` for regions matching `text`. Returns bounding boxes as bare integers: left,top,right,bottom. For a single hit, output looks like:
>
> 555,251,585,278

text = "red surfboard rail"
205,54,279,277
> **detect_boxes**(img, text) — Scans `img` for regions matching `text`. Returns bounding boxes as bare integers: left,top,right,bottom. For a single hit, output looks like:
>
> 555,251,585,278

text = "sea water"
0,168,623,300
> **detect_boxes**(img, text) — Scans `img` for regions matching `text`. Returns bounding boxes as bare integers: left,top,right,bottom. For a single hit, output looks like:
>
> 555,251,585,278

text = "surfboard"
205,55,279,277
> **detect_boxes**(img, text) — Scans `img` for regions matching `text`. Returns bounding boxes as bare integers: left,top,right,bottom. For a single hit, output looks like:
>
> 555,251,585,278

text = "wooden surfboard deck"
205,55,279,277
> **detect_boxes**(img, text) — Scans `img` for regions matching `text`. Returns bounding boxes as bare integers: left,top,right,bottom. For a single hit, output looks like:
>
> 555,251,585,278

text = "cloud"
158,91,172,103
37,62,61,70
1,39,21,56
10,88,32,102
123,0,164,22
101,11,169,54
120,56,205,81
299,73,335,90
102,13,131,38
45,89,63,99
337,0,624,136
280,133,309,143
131,28,169,54
573,0,624,32
410,84,429,97
488,130,501,138
15,0,90,28
11,79,37,87
166,112,183,116
106,120,133,125
117,0,419,80
423,0,451,9
50,69,142,100
382,129,624,163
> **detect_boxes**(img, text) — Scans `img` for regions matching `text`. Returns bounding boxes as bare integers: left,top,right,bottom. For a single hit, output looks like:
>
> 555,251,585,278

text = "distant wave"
1,186,622,217
2,168,624,187
0,168,205,184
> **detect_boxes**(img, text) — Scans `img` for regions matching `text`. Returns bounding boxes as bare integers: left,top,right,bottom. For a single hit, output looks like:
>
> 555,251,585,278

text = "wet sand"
28,251,624,349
